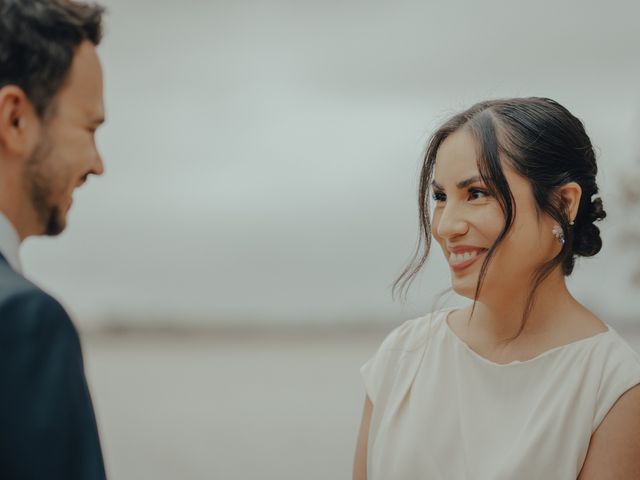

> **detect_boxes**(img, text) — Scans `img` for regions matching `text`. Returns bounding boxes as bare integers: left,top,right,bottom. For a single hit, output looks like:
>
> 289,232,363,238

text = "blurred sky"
21,0,640,329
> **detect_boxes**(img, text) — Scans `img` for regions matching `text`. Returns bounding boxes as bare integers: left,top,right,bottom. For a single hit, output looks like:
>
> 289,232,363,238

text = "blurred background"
20,0,640,478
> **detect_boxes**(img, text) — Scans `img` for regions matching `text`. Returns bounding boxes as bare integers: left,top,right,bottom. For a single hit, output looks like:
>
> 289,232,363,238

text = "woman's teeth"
449,249,484,265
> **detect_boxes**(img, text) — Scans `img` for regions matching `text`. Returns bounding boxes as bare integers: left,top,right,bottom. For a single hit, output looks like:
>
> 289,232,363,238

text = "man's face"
25,40,105,235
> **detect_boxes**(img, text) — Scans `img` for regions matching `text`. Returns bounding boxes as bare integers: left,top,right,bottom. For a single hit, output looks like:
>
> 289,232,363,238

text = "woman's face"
431,128,561,302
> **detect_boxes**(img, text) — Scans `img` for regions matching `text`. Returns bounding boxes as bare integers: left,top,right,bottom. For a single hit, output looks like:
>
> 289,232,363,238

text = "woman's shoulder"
593,325,640,370
586,325,640,431
376,307,453,354
361,308,453,405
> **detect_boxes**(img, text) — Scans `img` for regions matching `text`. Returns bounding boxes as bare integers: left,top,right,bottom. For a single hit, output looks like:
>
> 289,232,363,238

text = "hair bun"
572,196,606,258
587,196,606,223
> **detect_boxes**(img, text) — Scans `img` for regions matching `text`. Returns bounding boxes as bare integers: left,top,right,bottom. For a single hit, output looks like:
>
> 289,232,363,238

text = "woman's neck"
465,270,578,343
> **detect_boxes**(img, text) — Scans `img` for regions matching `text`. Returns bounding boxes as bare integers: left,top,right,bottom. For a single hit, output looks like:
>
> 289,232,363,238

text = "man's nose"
90,150,104,176
80,152,104,186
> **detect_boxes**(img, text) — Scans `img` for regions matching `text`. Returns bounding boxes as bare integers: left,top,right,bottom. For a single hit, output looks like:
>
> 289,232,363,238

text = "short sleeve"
592,333,640,432
360,314,432,405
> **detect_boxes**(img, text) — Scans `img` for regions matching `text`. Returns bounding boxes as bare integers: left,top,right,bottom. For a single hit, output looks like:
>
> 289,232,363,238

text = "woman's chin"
450,276,478,299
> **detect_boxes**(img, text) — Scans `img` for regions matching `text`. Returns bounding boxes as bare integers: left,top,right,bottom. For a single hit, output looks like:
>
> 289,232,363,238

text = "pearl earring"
552,225,565,245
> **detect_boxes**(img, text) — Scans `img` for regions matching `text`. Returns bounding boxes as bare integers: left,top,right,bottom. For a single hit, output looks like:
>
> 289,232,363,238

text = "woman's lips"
449,249,487,273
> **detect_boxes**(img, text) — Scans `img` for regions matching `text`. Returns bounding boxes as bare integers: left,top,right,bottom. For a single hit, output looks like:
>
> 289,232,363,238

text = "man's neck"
0,190,39,242
0,210,24,273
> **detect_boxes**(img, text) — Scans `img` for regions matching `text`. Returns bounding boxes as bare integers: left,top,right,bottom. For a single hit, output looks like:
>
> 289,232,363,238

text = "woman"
353,98,640,479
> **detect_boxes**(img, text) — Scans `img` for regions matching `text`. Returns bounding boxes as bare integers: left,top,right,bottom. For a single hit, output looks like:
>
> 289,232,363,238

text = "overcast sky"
21,0,640,329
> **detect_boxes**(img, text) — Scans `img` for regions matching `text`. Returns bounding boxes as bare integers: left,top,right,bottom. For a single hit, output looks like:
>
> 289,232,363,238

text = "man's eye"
432,191,446,202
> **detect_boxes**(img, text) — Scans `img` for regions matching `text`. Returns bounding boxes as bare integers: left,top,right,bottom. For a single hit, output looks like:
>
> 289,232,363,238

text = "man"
0,1,107,478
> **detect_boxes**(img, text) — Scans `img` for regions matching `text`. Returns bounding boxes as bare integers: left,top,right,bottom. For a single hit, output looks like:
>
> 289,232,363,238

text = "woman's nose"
435,204,468,239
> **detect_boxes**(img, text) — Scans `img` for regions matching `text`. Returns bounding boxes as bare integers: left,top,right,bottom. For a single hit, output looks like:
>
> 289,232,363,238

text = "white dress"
361,308,640,480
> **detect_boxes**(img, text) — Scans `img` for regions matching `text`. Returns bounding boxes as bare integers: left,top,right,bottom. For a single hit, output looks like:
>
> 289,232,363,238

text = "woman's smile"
447,247,488,273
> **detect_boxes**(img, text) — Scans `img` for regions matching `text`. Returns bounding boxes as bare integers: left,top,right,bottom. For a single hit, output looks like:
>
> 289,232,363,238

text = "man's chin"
44,210,67,236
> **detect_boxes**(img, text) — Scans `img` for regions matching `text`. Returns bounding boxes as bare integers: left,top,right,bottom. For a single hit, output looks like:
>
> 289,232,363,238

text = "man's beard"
23,135,65,236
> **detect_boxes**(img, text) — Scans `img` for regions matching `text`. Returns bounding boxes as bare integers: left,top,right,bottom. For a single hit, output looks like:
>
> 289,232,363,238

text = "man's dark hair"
0,0,105,117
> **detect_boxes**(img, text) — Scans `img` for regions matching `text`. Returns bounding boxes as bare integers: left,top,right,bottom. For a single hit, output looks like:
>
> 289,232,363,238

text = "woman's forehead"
433,130,531,195
435,129,478,168
433,131,482,184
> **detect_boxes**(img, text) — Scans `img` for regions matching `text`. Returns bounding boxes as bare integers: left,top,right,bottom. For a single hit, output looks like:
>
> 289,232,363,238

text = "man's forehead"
53,41,104,120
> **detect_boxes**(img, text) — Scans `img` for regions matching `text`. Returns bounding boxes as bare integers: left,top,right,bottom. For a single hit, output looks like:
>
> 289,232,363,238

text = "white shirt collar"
0,212,23,273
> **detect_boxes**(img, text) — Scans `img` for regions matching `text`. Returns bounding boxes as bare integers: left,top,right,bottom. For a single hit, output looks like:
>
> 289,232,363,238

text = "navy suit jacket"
0,254,106,479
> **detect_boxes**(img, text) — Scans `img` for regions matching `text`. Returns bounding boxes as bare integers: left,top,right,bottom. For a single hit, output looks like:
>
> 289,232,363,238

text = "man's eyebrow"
431,175,483,190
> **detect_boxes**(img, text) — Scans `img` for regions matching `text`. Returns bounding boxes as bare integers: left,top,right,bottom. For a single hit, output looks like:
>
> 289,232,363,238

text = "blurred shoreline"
78,316,640,338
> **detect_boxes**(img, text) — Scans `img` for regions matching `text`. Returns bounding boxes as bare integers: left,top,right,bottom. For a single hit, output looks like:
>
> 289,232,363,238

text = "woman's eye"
469,188,489,200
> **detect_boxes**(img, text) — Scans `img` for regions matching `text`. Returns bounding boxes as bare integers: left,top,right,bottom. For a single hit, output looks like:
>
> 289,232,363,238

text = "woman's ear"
557,182,582,222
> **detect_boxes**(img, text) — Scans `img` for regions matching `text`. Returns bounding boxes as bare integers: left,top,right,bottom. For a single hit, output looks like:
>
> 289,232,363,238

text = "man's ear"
557,181,582,223
0,85,40,158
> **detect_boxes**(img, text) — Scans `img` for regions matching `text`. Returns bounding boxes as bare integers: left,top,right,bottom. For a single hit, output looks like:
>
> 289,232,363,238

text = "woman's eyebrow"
431,175,483,190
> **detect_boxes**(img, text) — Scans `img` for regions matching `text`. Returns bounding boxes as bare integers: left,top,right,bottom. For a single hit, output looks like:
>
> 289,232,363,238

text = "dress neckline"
441,307,612,367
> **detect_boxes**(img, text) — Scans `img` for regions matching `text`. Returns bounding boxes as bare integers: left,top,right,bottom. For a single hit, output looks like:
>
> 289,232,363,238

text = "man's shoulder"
0,258,39,296
0,267,72,340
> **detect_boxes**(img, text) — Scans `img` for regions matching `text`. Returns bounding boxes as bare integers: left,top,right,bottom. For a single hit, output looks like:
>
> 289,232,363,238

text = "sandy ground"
83,326,640,480
83,329,385,480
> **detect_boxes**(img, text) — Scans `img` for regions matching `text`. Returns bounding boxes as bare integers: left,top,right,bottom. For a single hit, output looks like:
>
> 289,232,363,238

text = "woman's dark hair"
395,97,607,336
0,0,105,117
